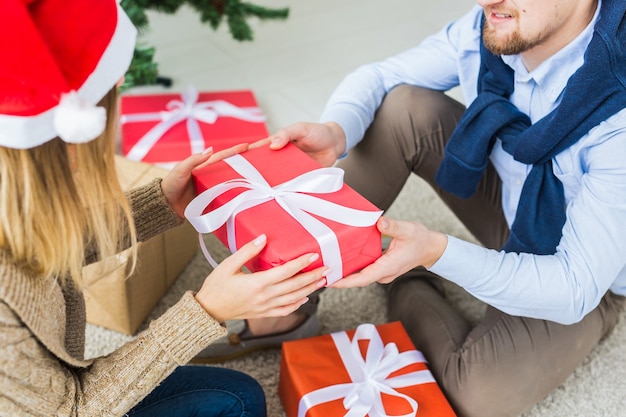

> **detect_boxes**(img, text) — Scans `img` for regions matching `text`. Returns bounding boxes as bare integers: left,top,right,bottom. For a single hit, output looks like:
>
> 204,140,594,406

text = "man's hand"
331,217,448,288
252,121,347,167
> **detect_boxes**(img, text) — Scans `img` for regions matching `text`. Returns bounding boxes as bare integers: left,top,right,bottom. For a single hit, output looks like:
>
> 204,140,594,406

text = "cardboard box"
120,87,269,167
279,322,457,417
82,156,198,335
185,143,383,286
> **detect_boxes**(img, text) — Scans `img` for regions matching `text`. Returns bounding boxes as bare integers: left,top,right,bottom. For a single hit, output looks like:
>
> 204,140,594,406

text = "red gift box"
120,86,269,166
279,322,457,417
184,143,383,285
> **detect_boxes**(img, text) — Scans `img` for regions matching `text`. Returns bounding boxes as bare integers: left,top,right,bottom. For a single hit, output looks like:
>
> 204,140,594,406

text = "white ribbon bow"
184,154,382,285
298,324,436,417
120,86,266,162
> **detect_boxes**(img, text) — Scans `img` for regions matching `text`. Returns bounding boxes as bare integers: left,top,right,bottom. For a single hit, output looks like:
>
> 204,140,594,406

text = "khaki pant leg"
388,271,625,417
351,84,626,416
337,84,509,249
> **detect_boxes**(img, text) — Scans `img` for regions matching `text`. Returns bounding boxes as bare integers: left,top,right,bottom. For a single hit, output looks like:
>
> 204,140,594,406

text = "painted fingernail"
253,234,267,246
202,146,213,155
317,277,327,289
309,253,320,262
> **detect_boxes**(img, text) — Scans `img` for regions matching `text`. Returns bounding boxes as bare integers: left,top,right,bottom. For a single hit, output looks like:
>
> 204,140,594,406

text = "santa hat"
0,0,137,149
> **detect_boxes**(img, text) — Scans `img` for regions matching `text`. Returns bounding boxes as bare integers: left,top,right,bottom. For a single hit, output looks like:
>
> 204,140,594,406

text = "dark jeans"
337,85,626,417
126,366,267,417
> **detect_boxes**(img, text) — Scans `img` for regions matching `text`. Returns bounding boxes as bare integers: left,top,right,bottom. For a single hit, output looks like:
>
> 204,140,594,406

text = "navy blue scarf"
435,0,626,255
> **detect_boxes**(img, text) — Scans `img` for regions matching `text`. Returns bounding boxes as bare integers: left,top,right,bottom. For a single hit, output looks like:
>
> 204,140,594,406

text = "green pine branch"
120,45,159,91
120,0,289,89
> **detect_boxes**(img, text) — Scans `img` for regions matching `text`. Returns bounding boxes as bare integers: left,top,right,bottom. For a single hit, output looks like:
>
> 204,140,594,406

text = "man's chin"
483,33,526,56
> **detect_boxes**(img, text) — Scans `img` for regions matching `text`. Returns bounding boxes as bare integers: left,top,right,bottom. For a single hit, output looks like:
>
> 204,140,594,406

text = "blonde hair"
0,88,136,286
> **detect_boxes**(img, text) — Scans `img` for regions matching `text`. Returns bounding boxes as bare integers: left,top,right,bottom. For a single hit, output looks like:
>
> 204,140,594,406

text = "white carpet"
86,175,626,416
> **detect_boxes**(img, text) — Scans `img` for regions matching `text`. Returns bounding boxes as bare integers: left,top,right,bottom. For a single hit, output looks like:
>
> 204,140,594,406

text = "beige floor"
135,0,467,133
91,2,626,416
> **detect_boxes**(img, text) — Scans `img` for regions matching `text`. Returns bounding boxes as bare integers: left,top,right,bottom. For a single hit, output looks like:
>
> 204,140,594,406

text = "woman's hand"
252,122,347,167
331,216,448,288
194,234,329,323
161,143,248,218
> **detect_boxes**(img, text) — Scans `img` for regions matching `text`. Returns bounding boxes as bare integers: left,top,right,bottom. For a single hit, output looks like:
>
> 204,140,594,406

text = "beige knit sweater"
0,179,227,417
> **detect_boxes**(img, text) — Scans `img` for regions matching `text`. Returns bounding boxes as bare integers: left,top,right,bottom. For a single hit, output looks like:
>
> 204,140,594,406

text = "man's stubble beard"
482,20,543,56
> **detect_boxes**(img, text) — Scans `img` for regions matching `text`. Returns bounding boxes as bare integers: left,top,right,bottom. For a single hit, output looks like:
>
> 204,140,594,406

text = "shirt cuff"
320,107,368,155
429,234,489,289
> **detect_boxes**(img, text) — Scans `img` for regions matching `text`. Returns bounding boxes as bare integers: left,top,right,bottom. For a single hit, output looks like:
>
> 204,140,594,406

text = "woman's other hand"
194,234,328,323
161,143,248,218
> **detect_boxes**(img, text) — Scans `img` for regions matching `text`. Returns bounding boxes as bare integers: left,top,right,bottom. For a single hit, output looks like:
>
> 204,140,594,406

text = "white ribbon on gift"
298,323,436,417
184,154,382,285
120,86,266,162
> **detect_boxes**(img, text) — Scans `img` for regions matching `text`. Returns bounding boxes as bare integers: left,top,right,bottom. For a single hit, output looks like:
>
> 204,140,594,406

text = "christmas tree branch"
120,0,289,88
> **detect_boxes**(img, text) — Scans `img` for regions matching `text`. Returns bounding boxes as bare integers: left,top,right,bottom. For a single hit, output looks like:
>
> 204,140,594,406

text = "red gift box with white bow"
279,322,457,417
120,86,269,167
184,143,383,286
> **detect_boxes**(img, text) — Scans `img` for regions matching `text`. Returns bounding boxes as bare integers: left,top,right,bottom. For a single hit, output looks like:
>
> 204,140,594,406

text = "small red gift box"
279,322,457,417
120,86,269,166
184,143,383,285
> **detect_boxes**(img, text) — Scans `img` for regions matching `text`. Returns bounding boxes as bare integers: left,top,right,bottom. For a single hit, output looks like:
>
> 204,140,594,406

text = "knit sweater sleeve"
128,177,184,242
72,292,227,416
84,178,183,265
0,291,227,417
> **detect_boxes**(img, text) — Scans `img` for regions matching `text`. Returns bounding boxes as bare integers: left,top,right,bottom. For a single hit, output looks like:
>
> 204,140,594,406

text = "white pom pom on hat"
53,91,107,144
0,0,137,149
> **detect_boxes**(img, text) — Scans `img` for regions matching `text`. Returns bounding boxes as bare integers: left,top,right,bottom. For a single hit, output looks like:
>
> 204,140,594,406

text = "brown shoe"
190,314,321,364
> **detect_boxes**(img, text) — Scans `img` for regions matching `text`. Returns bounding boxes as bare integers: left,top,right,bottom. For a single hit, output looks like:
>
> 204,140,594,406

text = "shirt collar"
501,0,601,103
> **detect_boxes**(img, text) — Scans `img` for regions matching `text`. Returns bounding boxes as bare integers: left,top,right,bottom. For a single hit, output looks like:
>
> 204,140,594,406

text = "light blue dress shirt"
320,4,626,324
